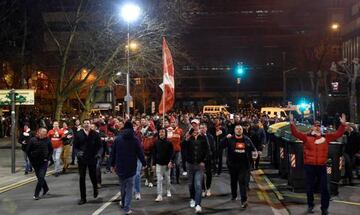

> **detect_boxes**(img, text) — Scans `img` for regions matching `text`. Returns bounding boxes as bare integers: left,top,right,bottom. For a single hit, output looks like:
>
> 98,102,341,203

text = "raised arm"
289,113,307,142
326,113,346,142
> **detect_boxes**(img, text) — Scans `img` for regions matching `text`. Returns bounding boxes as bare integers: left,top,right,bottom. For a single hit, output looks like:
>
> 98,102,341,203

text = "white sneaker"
166,190,172,197
135,193,141,200
148,182,153,188
206,189,211,197
155,195,163,202
195,205,202,213
190,199,196,208
145,179,149,186
182,172,188,176
202,191,206,197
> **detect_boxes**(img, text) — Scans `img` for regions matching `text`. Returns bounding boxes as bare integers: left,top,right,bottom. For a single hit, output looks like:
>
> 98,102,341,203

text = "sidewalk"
0,137,21,149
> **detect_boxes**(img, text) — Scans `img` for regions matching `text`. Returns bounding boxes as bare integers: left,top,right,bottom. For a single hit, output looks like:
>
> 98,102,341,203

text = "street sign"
0,89,35,105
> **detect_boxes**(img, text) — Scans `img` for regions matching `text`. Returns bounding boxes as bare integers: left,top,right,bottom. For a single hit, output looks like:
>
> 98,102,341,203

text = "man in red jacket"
290,113,346,215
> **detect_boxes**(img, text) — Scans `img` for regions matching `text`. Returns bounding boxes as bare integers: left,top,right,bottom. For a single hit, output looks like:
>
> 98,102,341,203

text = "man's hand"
226,134,232,139
289,113,294,123
340,113,346,124
168,162,173,169
111,167,116,173
185,133,191,141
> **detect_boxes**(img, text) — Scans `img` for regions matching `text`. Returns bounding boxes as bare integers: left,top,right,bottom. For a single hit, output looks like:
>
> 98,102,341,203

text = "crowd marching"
10,109,360,215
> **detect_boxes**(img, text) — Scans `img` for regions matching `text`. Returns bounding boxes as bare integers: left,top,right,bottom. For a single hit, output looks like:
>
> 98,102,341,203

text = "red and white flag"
159,37,175,114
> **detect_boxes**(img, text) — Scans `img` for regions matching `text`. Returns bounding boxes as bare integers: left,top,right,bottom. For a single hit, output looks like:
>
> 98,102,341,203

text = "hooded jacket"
111,128,146,179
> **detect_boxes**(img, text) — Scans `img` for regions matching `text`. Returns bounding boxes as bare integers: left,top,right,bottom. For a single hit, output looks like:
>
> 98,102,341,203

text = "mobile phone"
230,114,234,120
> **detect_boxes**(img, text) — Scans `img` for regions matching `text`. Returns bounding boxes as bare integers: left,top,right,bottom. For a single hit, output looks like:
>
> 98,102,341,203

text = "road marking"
282,193,360,206
252,169,290,215
0,170,55,194
92,192,121,215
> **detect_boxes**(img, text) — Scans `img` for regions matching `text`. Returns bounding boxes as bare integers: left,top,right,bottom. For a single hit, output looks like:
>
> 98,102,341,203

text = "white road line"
92,192,121,215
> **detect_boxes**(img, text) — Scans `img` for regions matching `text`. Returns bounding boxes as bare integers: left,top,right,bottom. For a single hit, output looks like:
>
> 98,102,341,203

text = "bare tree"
330,58,359,122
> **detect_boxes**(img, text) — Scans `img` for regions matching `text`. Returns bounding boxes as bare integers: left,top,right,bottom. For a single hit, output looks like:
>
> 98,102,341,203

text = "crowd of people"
10,110,360,215
20,111,270,214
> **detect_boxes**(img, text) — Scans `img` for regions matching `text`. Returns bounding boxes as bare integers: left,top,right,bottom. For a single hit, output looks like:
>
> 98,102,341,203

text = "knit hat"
124,121,133,130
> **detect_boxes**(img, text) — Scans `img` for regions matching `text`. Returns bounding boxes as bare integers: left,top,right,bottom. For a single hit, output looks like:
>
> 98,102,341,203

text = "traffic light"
236,62,245,76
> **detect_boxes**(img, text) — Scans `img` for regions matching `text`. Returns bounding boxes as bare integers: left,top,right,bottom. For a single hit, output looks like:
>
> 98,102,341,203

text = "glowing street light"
331,23,340,31
120,2,141,116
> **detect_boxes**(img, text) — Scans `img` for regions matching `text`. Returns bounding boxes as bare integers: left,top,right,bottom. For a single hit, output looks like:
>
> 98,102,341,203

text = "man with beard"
74,119,103,205
222,125,257,209
290,113,346,215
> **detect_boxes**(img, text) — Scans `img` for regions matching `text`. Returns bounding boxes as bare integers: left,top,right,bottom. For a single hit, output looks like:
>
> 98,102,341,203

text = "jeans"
96,158,103,185
134,160,142,193
187,163,204,206
144,153,154,183
202,161,213,190
217,148,224,175
156,164,171,196
78,161,97,200
304,165,330,212
119,176,135,213
53,147,63,173
229,166,249,202
71,144,77,164
343,153,354,182
23,151,32,172
171,152,181,183
105,146,112,171
34,162,49,197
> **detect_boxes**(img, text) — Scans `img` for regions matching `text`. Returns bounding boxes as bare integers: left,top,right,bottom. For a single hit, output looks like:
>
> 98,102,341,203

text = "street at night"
0,0,360,215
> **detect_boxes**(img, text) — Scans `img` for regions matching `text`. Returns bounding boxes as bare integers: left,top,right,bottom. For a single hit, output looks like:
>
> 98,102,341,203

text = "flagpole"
162,37,166,127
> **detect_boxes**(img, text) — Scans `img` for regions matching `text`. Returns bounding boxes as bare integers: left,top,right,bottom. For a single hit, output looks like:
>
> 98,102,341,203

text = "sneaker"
182,172,188,176
202,191,206,197
119,201,124,208
155,195,163,202
321,210,328,215
125,210,133,214
93,189,98,198
25,171,28,175
97,183,102,189
166,190,172,197
145,179,149,186
33,196,40,200
54,172,60,177
195,205,202,213
148,182,154,188
42,188,49,196
206,189,211,197
78,199,87,205
241,201,248,209
231,197,239,201
307,206,315,214
135,193,141,200
190,199,196,208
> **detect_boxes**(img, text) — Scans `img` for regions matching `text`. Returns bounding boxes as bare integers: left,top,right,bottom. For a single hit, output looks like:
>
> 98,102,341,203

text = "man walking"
27,127,53,200
290,113,346,215
222,125,257,209
111,121,146,214
48,121,64,177
73,119,103,205
153,128,174,202
182,119,209,213
19,123,33,175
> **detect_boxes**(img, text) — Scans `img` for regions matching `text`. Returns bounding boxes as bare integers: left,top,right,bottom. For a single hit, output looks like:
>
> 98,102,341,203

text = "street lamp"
120,2,141,116
331,23,340,31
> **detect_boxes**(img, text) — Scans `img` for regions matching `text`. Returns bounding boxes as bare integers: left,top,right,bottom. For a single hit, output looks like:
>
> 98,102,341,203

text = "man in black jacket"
73,119,103,205
19,123,33,175
182,119,209,214
153,128,174,202
222,125,257,209
27,127,53,200
200,123,216,197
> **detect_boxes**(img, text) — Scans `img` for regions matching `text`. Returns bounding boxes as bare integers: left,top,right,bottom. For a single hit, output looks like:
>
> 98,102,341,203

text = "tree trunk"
54,97,65,120
350,79,358,122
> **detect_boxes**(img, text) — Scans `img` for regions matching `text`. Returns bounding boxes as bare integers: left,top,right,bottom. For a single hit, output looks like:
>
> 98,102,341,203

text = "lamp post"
121,3,141,116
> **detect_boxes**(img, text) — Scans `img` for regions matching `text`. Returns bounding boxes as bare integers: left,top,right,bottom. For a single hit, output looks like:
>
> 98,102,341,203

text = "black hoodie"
153,138,174,166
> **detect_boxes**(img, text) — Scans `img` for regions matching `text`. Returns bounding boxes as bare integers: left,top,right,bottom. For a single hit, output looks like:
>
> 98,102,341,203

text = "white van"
260,107,288,119
203,105,230,116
